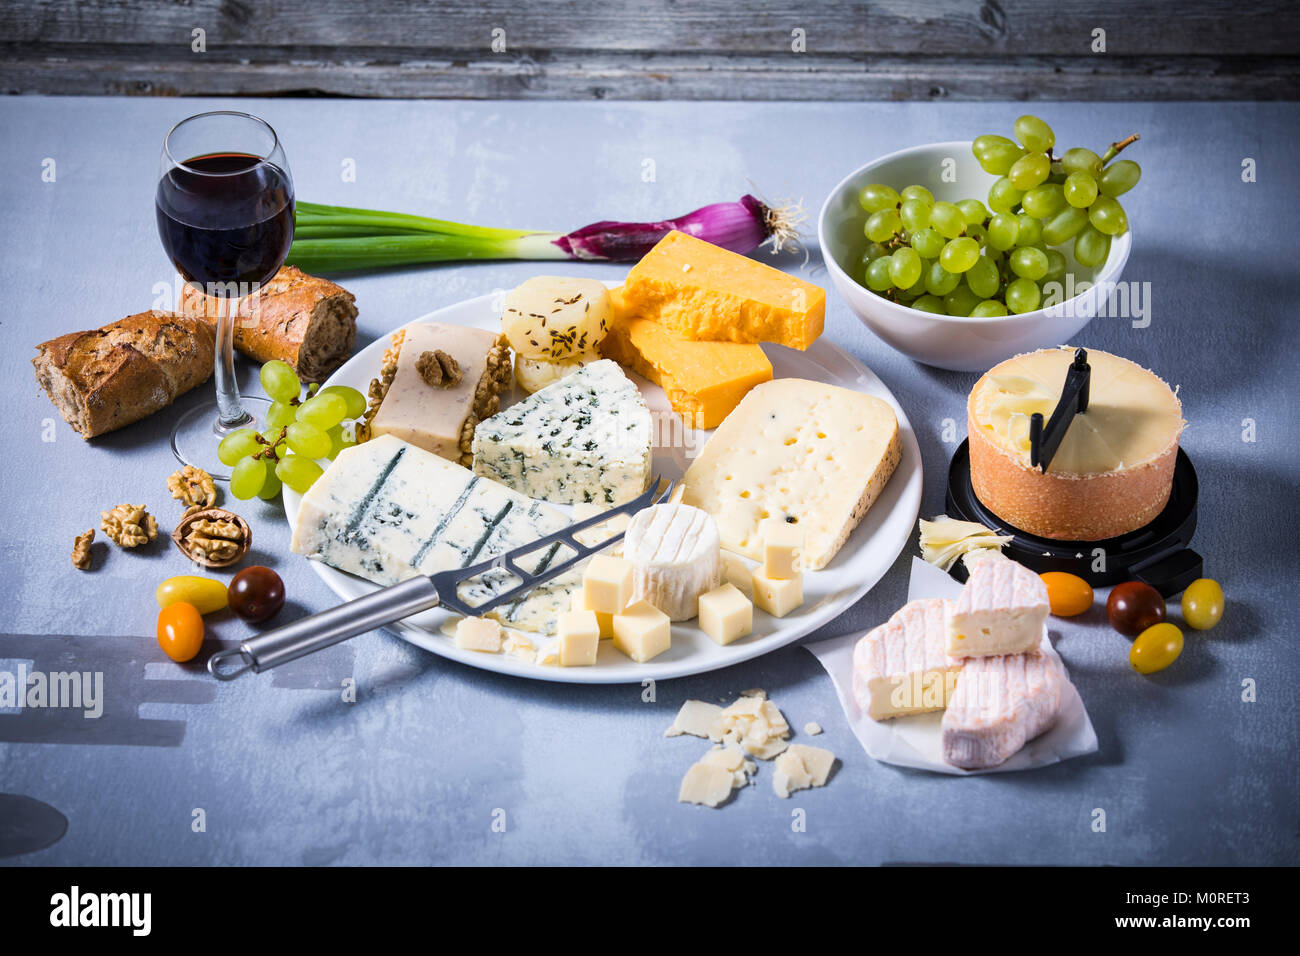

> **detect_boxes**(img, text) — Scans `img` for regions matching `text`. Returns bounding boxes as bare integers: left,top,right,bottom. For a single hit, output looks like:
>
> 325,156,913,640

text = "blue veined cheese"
471,359,652,506
291,435,573,616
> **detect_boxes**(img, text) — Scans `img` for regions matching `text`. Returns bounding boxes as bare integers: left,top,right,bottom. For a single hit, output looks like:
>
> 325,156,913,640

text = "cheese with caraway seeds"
622,231,825,350
682,379,902,570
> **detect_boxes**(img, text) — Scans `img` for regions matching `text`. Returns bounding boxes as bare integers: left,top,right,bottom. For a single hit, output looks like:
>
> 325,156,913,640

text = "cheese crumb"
772,744,837,798
678,761,736,808
665,700,723,738
803,721,823,736
454,617,502,653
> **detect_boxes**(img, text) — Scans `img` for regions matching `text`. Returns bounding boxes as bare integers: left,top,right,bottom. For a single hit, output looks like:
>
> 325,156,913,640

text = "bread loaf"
181,265,357,382
33,311,215,439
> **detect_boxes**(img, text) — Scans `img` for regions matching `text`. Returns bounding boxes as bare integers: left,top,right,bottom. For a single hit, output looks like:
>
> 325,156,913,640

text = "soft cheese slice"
947,556,1050,658
291,435,569,614
623,503,721,621
472,359,652,506
365,323,511,466
622,231,825,349
682,378,901,569
941,649,1063,770
852,598,964,720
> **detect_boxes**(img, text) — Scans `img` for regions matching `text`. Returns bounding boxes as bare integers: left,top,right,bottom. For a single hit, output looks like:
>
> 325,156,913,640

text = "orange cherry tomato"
157,602,205,663
1040,572,1094,617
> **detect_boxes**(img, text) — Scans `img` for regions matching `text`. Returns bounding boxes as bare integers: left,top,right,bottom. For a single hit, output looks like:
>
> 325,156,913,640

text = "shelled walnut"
167,465,217,512
71,529,95,570
417,349,461,387
101,504,158,548
171,508,251,568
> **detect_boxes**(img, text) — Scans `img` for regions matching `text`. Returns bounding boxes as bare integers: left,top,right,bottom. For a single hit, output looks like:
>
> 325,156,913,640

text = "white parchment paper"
805,558,1099,775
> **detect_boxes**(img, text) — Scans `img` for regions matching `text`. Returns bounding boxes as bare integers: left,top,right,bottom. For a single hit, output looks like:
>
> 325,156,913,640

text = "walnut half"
101,504,159,548
72,529,95,570
171,508,251,568
168,465,217,512
417,349,462,387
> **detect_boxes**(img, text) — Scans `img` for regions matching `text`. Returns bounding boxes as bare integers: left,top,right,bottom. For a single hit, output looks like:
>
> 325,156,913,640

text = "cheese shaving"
918,515,1012,572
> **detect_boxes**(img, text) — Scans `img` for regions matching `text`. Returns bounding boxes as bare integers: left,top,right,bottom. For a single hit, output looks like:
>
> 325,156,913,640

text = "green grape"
858,184,900,213
902,269,929,300
888,248,923,289
957,199,988,225
965,222,988,245
1061,148,1103,177
864,257,894,292
1044,249,1068,282
929,202,965,239
864,208,902,243
900,199,931,232
260,360,301,404
987,177,1024,214
257,470,283,501
1074,226,1111,268
986,212,1020,251
1014,214,1043,247
1021,183,1066,220
217,428,262,467
943,283,982,317
966,256,1000,298
230,456,268,500
911,295,946,314
261,426,285,450
910,227,945,259
1063,172,1098,208
1047,171,1068,185
1099,159,1141,197
1042,206,1090,246
286,421,332,460
858,242,892,269
1005,278,1042,314
1013,115,1055,154
1008,152,1051,191
266,400,297,430
970,299,1009,318
1010,247,1050,281
296,392,349,429
900,184,934,205
1089,196,1129,235
939,237,980,273
275,455,325,495
318,385,367,421
924,261,961,296
972,135,1025,176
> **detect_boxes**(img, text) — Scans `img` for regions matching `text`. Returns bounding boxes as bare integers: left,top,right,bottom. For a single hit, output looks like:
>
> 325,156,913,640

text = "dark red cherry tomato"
1106,581,1166,637
228,566,286,623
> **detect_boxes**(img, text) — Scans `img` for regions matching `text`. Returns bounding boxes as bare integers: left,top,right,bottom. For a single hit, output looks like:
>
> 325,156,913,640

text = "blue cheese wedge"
471,359,652,505
291,434,571,616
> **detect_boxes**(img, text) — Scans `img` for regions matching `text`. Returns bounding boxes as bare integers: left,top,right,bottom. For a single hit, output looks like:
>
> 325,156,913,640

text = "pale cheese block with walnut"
682,378,901,570
968,347,1184,541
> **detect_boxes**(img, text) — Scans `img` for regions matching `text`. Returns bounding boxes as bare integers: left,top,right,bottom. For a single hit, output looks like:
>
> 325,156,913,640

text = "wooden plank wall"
1,0,1297,99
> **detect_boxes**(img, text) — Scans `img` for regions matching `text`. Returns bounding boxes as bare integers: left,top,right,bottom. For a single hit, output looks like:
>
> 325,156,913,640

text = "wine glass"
156,111,294,479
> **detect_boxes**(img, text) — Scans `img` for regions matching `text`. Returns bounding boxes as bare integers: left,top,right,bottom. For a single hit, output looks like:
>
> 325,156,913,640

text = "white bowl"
818,140,1131,372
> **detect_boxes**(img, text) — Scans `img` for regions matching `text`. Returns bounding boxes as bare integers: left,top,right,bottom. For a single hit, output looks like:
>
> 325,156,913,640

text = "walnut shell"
171,507,251,568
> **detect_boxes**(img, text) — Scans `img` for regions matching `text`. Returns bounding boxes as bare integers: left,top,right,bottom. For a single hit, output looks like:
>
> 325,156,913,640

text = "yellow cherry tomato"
1181,578,1224,631
157,602,205,663
156,575,228,615
1040,572,1094,617
1130,622,1183,675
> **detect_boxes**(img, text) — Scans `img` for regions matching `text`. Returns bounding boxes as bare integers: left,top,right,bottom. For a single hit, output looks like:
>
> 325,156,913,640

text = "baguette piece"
33,311,215,439
180,265,357,382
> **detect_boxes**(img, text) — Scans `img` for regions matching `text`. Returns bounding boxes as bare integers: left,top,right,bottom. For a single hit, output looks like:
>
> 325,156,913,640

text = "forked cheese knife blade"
208,477,675,680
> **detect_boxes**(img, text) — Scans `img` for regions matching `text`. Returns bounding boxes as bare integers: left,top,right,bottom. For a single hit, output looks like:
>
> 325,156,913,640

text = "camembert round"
967,347,1184,541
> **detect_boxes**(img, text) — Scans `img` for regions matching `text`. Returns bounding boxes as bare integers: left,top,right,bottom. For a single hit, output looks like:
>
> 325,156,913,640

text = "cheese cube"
571,587,614,638
557,611,600,667
454,617,502,653
583,555,634,614
698,583,753,646
612,600,671,663
751,568,803,618
759,518,803,579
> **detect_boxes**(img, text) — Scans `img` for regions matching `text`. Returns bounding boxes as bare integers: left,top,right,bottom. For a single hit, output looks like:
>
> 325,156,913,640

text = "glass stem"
214,300,250,428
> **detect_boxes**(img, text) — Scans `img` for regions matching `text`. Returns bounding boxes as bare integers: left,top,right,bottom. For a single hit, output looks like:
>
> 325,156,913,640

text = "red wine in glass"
155,152,294,289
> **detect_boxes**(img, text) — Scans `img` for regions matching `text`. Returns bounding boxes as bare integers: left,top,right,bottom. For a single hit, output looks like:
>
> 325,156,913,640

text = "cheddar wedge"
621,231,825,350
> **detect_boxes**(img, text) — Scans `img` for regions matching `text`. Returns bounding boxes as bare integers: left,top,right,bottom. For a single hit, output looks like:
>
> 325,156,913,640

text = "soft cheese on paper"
682,379,901,570
852,598,964,721
941,650,1064,769
947,556,1050,658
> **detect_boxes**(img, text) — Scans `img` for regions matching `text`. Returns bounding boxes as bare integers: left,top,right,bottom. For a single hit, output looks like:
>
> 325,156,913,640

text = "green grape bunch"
853,115,1141,317
218,359,367,500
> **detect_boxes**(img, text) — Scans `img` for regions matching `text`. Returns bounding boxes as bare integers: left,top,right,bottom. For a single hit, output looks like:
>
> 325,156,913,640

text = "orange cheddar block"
621,231,825,350
600,311,772,430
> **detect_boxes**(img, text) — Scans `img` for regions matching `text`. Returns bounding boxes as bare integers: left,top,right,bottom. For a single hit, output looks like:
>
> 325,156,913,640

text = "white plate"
283,289,923,683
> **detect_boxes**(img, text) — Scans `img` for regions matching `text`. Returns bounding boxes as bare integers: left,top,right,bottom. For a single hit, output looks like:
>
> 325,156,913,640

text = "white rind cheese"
941,649,1063,769
624,503,721,621
947,556,1050,658
471,359,653,506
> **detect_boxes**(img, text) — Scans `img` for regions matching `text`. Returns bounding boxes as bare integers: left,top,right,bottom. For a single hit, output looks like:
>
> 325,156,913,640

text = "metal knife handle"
207,576,442,681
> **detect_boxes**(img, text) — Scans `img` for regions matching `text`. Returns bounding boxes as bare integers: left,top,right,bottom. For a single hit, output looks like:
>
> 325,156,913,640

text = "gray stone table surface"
0,97,1297,866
